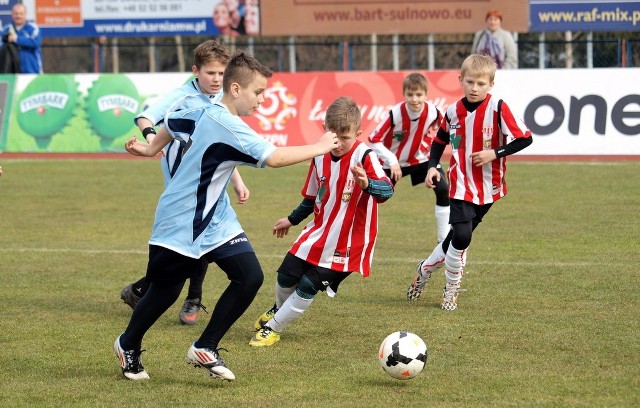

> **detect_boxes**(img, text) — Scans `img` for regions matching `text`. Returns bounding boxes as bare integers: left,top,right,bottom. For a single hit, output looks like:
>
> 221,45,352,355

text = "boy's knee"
296,275,319,299
277,272,299,288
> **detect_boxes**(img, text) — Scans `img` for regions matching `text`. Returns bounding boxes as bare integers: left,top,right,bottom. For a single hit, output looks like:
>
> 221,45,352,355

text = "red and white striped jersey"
289,140,391,277
368,101,441,168
439,94,531,205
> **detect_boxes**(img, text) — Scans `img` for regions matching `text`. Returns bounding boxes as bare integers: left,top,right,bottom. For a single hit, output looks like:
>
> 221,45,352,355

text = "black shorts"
449,199,493,225
384,162,445,186
277,252,349,292
146,232,254,285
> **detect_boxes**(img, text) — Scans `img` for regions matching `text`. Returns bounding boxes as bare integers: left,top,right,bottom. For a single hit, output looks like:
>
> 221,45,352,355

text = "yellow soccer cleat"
254,304,278,331
249,326,281,347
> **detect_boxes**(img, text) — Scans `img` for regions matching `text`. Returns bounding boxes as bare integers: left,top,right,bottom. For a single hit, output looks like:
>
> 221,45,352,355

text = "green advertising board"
2,72,193,153
0,75,15,152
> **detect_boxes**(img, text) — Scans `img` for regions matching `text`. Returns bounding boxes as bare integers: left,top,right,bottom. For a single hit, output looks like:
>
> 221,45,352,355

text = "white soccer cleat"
186,342,235,381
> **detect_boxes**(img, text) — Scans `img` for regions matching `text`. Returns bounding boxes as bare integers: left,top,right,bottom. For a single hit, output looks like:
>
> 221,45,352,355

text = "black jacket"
0,35,21,74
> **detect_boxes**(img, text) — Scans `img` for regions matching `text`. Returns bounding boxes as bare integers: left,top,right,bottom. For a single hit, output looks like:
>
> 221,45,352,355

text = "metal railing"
41,32,638,74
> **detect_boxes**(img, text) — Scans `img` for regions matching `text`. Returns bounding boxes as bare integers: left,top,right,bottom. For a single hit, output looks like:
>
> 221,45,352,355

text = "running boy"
407,54,532,310
114,51,339,381
368,72,449,243
119,39,250,325
249,96,394,347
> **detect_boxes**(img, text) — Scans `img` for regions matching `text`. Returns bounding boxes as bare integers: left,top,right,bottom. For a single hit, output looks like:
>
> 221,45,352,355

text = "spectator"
0,3,42,73
471,9,517,69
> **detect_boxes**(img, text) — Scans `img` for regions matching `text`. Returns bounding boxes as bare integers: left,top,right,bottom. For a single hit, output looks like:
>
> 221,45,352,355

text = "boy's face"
229,73,268,116
193,60,226,95
403,86,427,113
327,125,362,157
459,73,494,103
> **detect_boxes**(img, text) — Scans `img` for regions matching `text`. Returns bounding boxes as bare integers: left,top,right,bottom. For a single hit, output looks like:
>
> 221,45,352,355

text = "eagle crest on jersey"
317,184,327,202
392,130,405,141
450,133,462,149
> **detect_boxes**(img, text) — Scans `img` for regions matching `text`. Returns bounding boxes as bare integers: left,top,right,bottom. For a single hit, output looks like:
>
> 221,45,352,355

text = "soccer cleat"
120,284,141,309
249,325,281,347
179,298,206,325
186,342,235,381
253,304,278,331
406,259,438,301
441,283,466,311
114,334,149,380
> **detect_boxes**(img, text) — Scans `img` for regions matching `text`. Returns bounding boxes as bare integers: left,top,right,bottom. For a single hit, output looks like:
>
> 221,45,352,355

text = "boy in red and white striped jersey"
408,54,532,311
368,73,450,244
249,97,394,346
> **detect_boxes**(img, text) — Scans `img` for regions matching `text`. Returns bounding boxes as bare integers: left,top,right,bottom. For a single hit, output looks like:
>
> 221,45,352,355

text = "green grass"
0,158,639,407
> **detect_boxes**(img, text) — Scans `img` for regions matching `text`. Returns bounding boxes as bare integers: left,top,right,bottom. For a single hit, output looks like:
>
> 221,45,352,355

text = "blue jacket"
1,21,42,73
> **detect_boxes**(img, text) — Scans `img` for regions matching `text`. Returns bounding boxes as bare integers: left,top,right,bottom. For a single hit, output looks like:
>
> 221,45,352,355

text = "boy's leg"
433,165,451,243
115,245,192,380
251,264,338,346
253,252,306,330
407,233,451,301
179,259,208,325
119,281,185,349
196,251,264,349
115,281,184,381
120,276,150,309
441,201,492,311
186,251,262,381
253,271,297,330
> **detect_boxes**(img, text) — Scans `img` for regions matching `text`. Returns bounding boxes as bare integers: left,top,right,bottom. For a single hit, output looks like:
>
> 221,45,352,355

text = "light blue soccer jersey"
134,79,223,186
148,93,276,258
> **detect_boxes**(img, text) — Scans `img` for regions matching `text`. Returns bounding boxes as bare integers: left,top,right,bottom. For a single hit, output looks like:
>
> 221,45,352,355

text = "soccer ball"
378,331,427,380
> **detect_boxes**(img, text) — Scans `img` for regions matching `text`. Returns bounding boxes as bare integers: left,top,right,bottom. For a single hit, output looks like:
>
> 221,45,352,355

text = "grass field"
0,158,638,407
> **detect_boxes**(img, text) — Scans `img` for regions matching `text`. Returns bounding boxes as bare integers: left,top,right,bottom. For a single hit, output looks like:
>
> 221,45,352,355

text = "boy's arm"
427,128,448,169
352,159,394,202
471,136,533,166
266,131,338,167
230,168,250,204
272,198,314,238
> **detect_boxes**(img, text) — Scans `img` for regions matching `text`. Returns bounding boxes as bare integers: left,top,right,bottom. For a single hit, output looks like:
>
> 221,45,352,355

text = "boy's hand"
351,162,369,190
471,150,497,167
316,131,339,154
389,163,402,181
233,183,250,204
273,217,293,238
125,136,151,157
425,167,440,189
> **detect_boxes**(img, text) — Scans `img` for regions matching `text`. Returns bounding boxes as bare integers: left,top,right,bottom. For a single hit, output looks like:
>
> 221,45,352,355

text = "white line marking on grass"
0,247,597,267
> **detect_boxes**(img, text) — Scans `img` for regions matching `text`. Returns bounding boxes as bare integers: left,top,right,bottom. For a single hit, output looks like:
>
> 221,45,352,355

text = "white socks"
420,241,446,276
268,292,313,333
444,244,465,286
274,282,296,309
434,205,451,243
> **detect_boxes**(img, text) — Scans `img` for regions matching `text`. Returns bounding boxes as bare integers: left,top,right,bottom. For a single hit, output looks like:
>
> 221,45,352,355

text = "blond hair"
324,97,362,135
461,54,497,81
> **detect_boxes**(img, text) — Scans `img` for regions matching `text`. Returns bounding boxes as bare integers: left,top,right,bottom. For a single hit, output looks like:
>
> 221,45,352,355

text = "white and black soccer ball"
378,331,427,380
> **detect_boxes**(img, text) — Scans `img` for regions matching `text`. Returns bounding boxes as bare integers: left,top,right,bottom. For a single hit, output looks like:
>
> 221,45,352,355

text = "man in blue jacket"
1,3,42,74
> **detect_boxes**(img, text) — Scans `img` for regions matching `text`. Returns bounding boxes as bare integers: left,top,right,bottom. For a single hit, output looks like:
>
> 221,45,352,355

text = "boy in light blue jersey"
114,50,339,382
119,40,249,326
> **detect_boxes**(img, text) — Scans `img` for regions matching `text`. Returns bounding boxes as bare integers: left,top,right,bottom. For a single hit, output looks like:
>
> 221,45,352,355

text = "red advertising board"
243,70,463,146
